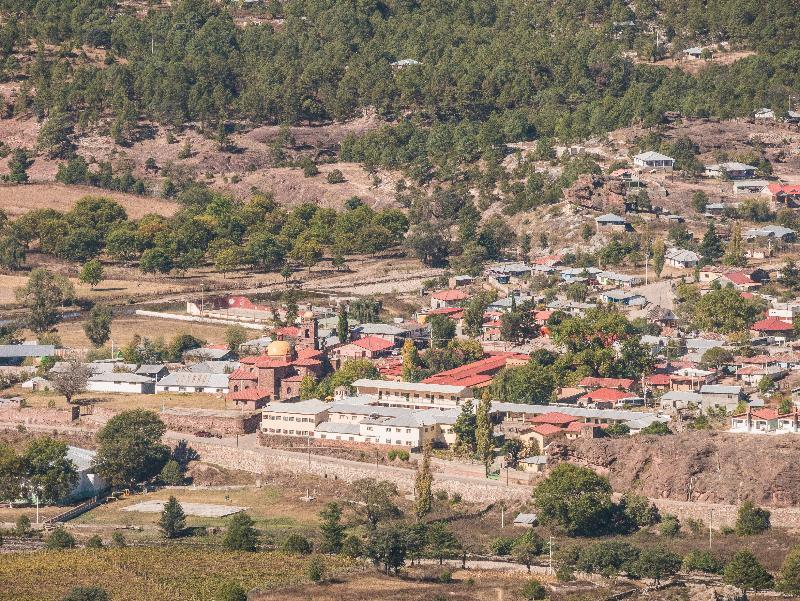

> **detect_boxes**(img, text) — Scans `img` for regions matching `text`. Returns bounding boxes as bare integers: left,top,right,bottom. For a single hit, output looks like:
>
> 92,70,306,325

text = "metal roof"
353,378,469,395
634,151,675,162
157,372,230,388
263,399,330,415
89,372,154,383
700,384,741,394
315,422,360,435
0,344,56,358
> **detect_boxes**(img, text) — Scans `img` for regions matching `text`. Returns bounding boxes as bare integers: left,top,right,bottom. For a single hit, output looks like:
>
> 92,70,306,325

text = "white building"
66,446,108,501
665,248,700,269
155,372,229,394
633,151,675,170
87,372,155,394
352,379,472,409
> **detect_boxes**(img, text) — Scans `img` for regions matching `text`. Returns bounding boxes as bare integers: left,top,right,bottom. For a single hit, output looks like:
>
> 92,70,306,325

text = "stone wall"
0,405,80,427
190,442,531,504
160,409,261,436
651,498,800,529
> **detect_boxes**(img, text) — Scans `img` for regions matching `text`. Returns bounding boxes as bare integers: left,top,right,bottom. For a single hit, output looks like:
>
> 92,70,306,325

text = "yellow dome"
267,340,291,357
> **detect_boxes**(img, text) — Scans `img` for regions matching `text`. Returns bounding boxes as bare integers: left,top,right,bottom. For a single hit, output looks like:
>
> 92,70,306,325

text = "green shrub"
659,515,680,537
341,534,363,558
438,570,453,583
86,535,104,549
215,581,246,601
46,527,76,550
735,501,771,536
490,536,517,556
434,489,448,501
556,564,575,582
683,550,723,574
520,578,547,600
307,555,326,583
15,515,31,537
62,586,109,601
282,533,313,555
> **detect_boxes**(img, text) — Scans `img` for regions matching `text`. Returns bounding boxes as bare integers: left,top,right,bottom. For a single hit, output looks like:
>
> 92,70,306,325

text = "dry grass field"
46,314,236,349
5,388,234,411
0,183,179,219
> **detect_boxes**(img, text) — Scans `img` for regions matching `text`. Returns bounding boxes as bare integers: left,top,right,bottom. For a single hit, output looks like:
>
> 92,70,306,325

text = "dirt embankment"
549,432,800,507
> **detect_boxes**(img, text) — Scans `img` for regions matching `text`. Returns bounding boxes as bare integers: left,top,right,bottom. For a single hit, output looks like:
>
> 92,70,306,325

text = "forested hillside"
1,0,798,140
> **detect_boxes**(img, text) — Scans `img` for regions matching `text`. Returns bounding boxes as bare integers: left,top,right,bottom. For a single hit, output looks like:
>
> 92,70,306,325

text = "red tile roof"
351,335,396,352
752,317,793,332
722,271,755,286
646,374,671,386
423,353,528,386
565,421,606,432
428,307,464,318
292,357,323,367
296,348,324,359
579,387,637,402
431,289,469,302
768,183,800,195
275,326,301,337
529,412,580,425
226,388,272,401
531,424,564,436
228,368,258,381
253,357,293,368
578,377,635,390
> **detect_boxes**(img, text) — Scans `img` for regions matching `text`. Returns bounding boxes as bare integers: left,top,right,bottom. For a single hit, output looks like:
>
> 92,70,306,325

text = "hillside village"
4,0,800,598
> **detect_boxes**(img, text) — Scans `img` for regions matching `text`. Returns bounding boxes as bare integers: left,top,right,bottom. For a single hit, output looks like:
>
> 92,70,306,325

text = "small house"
595,213,630,232
754,108,776,121
699,384,742,412
683,46,704,59
430,289,469,310
766,184,800,209
633,151,675,170
665,247,700,269
600,289,646,306
87,372,155,394
704,162,757,180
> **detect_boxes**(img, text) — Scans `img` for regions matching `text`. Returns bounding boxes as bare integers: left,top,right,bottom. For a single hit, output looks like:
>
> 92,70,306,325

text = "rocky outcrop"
549,432,800,507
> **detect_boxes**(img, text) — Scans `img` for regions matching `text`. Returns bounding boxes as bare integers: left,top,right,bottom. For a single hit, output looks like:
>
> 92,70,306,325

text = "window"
178,386,186,392
195,387,202,392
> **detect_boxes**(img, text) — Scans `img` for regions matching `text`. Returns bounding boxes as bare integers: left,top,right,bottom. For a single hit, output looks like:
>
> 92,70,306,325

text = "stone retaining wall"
191,442,531,504
0,406,80,427
651,498,800,529
160,411,261,436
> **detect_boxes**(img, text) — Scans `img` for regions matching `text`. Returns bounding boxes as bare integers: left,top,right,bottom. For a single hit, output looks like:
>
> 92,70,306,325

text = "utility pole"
709,508,713,549
501,504,505,528
307,432,312,467
549,536,554,575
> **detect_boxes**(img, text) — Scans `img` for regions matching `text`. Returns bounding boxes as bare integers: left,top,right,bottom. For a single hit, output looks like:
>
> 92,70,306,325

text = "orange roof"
423,353,528,386
752,317,793,332
226,388,272,401
529,412,580,425
733,408,779,420
565,421,605,432
296,348,324,359
531,424,563,436
768,183,800,195
646,374,671,386
579,377,635,390
579,387,636,402
292,357,323,367
431,289,469,301
351,336,396,352
534,310,553,321
228,368,258,380
253,357,293,368
722,271,755,286
275,326,301,337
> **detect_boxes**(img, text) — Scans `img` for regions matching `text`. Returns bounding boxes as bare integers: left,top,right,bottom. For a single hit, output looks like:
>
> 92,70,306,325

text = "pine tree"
475,397,494,475
452,401,476,454
337,305,349,343
223,512,258,551
319,502,345,554
401,338,421,382
158,496,186,538
652,238,665,276
699,223,723,261
414,442,433,519
724,225,746,267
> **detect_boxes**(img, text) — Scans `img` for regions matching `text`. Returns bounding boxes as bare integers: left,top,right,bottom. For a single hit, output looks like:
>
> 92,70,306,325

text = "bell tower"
298,310,318,350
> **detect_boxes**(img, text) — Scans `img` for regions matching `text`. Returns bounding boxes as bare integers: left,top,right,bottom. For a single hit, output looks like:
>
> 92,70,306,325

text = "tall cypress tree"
414,443,433,519
475,397,494,475
337,305,349,343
